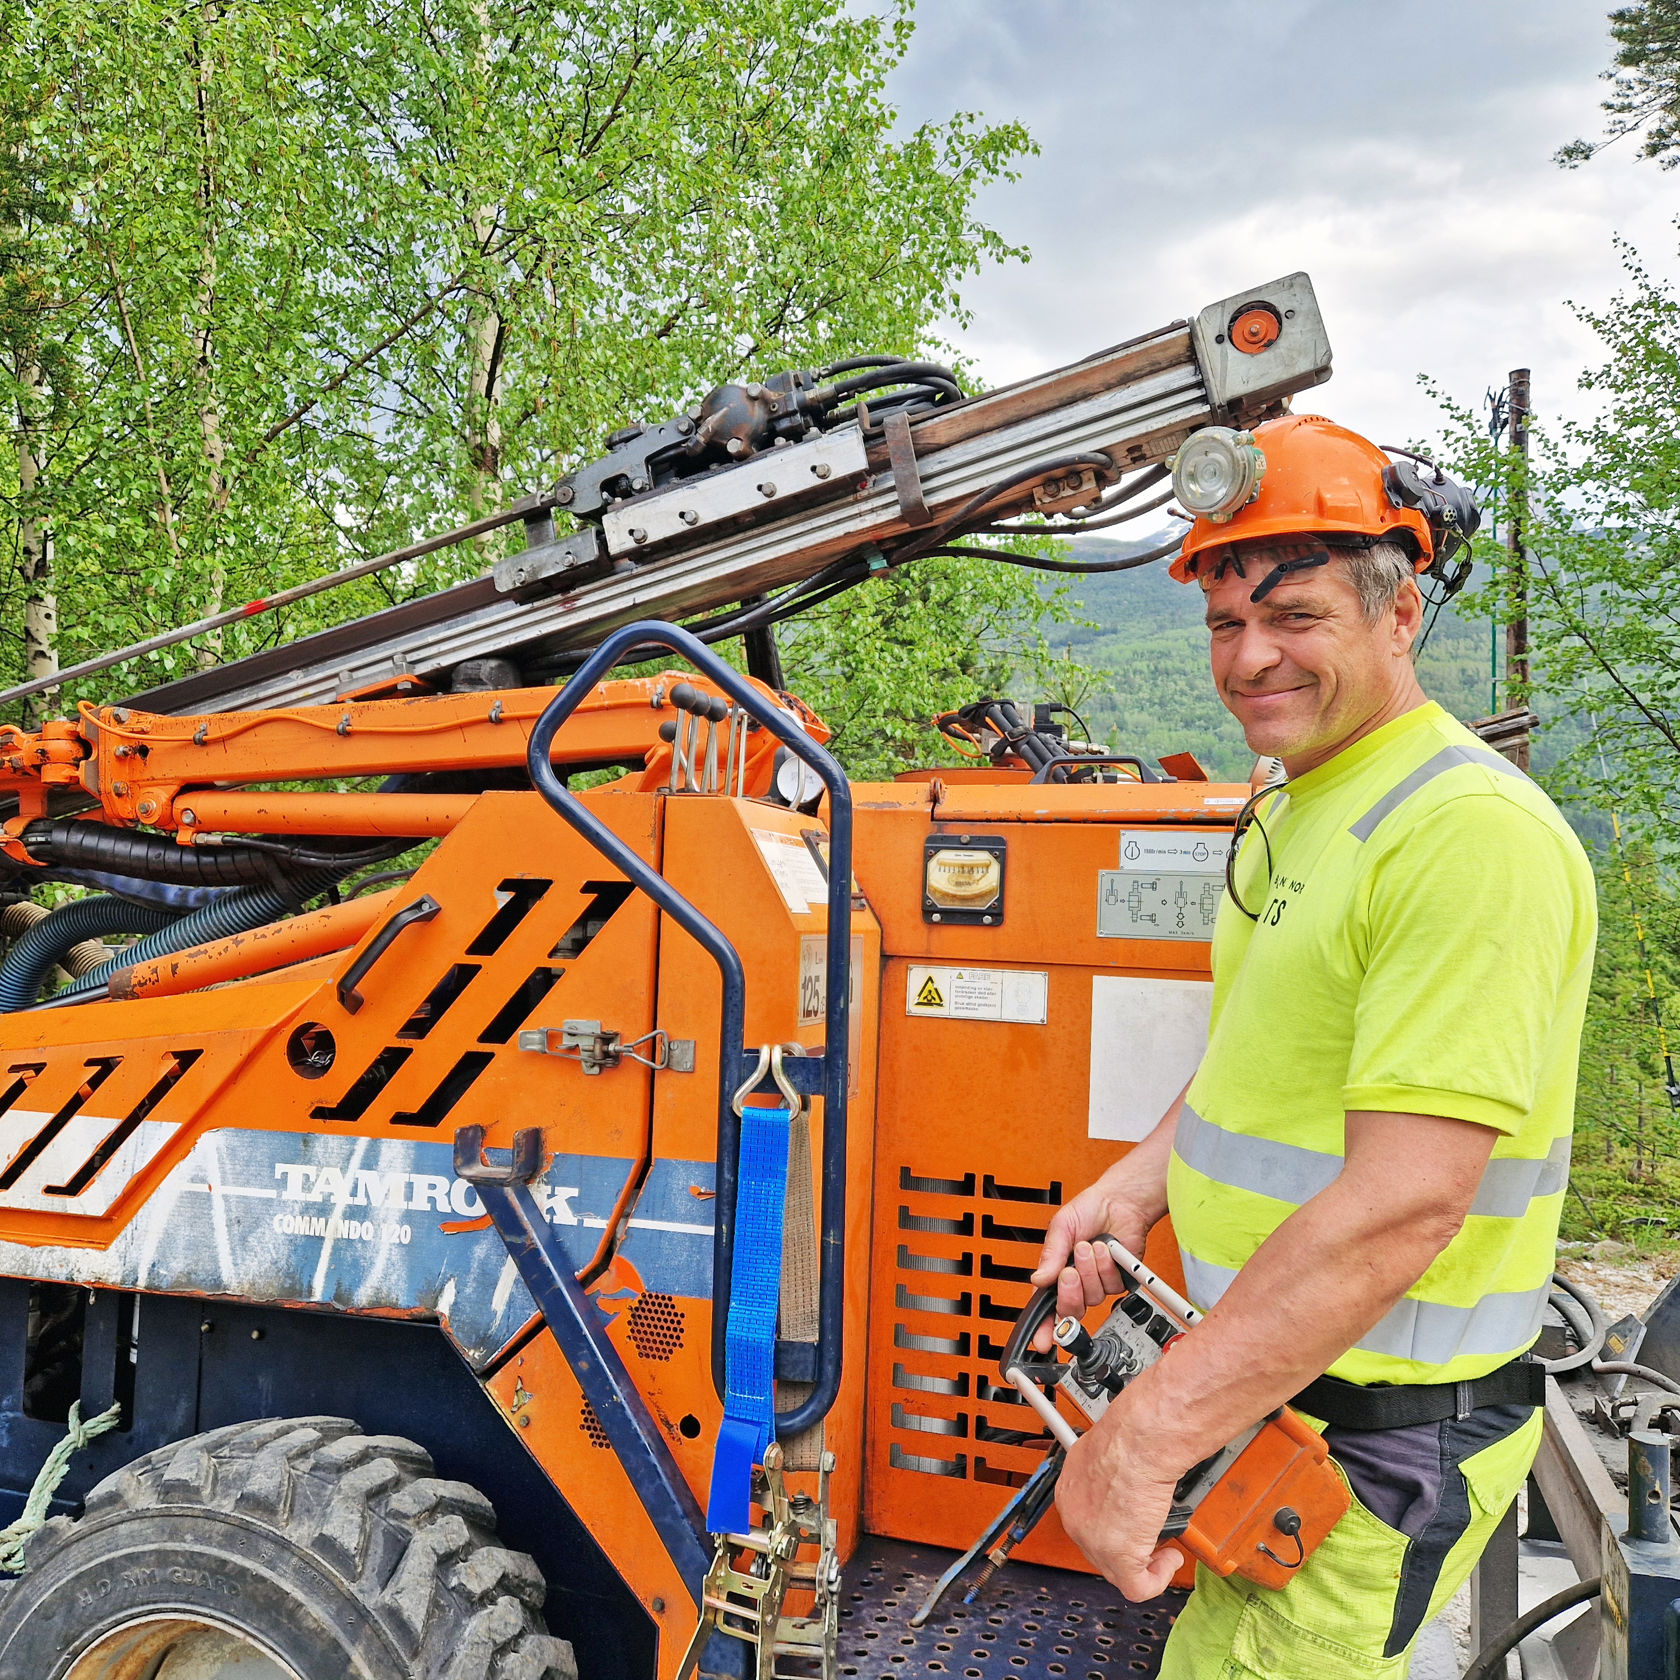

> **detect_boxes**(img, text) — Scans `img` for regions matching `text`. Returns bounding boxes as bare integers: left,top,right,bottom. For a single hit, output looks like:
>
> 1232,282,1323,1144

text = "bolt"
931,912,942,922
179,808,197,826
513,567,528,584
111,708,130,723
113,744,132,759
518,1414,531,1428
555,485,574,504
250,1328,264,1341
727,438,747,457
137,800,157,821
677,418,694,435
112,781,128,798
679,509,699,526
812,462,832,479
746,383,763,399
652,1598,667,1615
200,1320,212,1334
758,482,777,498
631,476,648,492
630,528,648,545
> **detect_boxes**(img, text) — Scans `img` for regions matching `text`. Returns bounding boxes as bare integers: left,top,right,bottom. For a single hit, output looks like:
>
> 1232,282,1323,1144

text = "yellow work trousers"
1158,1406,1541,1679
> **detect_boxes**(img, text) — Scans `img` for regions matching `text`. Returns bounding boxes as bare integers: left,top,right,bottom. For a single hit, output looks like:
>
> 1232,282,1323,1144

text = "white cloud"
888,0,1680,443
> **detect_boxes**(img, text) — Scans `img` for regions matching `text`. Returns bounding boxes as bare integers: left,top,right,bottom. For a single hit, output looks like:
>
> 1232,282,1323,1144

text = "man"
1034,414,1596,1677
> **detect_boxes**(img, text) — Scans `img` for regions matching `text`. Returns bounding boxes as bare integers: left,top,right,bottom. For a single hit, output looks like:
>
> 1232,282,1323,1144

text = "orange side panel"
852,795,1237,1572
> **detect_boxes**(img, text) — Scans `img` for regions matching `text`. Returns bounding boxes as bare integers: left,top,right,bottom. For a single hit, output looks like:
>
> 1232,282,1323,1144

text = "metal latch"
517,1020,696,1075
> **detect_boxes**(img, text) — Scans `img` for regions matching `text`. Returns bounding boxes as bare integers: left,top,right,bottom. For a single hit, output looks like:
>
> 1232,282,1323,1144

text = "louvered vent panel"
884,1165,1062,1491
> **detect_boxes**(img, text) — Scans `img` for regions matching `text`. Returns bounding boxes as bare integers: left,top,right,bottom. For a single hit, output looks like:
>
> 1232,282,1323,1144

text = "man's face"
1202,545,1423,766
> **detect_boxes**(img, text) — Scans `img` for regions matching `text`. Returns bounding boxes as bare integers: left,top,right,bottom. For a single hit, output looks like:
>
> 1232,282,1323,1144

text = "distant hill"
1046,537,1526,784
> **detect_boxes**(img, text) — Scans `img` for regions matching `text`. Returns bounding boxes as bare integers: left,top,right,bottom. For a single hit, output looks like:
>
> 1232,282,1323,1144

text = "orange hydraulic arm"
0,672,821,849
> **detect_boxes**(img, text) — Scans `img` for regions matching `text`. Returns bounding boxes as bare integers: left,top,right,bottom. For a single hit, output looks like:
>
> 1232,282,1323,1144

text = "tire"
0,1415,578,1680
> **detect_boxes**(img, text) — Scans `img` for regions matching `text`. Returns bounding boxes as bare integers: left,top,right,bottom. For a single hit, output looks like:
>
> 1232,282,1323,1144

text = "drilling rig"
0,277,1331,1680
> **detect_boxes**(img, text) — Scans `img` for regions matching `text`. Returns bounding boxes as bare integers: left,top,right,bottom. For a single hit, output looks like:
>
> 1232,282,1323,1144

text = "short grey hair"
1340,541,1417,622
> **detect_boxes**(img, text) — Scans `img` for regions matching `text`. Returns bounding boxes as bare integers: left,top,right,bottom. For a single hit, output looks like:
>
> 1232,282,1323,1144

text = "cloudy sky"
886,0,1678,447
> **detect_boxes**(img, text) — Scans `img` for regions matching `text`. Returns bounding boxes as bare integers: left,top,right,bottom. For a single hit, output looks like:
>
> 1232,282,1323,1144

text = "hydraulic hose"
19,819,284,887
46,867,227,913
57,864,348,1003
1541,1272,1609,1374
1461,1578,1600,1680
0,896,180,1013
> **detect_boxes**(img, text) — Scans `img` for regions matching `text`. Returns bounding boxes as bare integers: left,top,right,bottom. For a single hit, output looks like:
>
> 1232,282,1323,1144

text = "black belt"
1292,1354,1546,1432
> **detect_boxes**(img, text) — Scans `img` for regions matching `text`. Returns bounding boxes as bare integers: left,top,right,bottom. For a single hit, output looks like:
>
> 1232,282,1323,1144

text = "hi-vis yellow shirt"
1170,702,1596,1386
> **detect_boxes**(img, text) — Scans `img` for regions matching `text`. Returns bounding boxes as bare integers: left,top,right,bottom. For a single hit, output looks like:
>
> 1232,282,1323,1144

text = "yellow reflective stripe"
1175,1106,1570,1218
1347,744,1527,842
1179,1250,1550,1366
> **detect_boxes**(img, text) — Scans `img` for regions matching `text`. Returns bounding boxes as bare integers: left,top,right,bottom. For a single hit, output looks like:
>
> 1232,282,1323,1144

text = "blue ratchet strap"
706,1067,792,1533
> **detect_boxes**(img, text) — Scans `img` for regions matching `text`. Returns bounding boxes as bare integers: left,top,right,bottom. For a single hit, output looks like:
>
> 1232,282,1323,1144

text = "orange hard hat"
1168,414,1434,583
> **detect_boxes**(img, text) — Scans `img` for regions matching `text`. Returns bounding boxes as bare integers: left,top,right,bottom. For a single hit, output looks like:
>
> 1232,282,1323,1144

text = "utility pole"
1472,367,1537,769
1505,368,1530,768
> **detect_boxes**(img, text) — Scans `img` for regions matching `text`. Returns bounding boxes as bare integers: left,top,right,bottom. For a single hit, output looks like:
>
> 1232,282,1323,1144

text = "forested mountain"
1054,538,1533,784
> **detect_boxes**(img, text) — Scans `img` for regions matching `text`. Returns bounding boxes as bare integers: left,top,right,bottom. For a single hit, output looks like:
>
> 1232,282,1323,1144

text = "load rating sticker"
905,965,1048,1024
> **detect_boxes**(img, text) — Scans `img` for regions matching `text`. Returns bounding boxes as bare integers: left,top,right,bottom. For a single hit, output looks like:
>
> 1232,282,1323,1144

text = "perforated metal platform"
837,1537,1186,1680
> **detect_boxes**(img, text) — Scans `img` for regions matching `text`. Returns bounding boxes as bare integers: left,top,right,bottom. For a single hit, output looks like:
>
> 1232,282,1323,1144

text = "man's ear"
1393,576,1424,656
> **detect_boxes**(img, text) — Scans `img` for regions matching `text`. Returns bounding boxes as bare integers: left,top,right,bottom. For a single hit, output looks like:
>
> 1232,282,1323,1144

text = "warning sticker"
905,966,1048,1024
752,828,830,914
1117,830,1231,874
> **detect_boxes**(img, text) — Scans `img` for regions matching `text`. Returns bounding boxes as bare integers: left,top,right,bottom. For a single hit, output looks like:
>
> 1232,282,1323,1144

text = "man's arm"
1055,1107,1498,1599
1028,1077,1192,1348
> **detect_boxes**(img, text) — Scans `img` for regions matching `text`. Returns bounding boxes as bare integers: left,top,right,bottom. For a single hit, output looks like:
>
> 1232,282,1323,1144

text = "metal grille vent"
888,1166,1061,1486
627,1291,685,1361
580,1399,611,1448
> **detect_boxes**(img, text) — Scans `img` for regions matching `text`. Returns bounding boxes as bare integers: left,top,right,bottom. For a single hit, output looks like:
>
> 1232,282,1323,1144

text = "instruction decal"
752,828,830,914
1099,829,1230,942
906,965,1048,1024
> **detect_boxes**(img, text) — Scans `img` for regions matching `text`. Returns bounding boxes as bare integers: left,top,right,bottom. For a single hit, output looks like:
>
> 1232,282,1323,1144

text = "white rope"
0,1400,123,1573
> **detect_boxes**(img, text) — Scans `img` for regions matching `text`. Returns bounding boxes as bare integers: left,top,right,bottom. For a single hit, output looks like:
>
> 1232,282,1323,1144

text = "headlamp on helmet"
1171,427,1266,524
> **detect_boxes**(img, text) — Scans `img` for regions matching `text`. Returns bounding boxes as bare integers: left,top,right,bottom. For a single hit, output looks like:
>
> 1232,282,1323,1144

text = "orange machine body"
0,674,1249,1676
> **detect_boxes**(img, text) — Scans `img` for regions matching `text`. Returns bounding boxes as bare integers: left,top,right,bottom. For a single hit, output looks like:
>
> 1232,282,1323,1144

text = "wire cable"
926,532,1185,574
1461,1579,1601,1680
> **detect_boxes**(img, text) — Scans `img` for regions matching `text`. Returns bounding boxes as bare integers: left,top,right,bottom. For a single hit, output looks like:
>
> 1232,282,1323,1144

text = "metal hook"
770,1042,809,1115
731,1045,772,1117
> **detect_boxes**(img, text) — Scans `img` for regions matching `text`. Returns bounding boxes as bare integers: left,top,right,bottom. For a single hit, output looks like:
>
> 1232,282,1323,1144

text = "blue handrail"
525,621,852,1439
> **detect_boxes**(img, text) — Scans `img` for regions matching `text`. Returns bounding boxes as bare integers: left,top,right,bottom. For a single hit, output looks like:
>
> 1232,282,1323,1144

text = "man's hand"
1028,1083,1189,1350
1054,1389,1185,1601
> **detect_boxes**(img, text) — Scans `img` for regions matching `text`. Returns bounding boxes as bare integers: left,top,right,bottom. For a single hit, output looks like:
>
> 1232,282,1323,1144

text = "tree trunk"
16,363,58,729
191,0,229,668
464,1,505,535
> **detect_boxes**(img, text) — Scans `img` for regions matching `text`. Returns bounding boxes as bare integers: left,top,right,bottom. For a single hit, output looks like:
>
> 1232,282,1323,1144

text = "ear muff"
1381,454,1481,600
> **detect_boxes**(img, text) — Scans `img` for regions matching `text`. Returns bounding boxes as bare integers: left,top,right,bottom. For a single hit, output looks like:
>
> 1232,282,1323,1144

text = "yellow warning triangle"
915,976,945,1008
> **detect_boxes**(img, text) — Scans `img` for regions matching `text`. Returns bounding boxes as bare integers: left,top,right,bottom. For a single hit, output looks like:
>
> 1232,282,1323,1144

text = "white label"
800,934,865,1028
906,966,1048,1024
1088,976,1212,1140
1118,830,1230,873
1098,870,1221,941
752,829,830,914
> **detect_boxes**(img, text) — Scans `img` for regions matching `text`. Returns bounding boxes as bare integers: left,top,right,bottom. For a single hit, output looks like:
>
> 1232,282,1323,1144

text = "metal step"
834,1535,1184,1680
